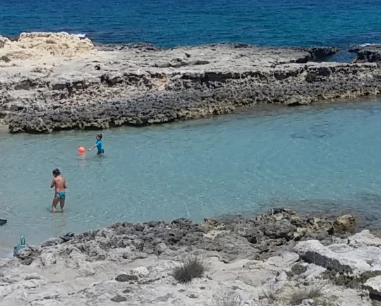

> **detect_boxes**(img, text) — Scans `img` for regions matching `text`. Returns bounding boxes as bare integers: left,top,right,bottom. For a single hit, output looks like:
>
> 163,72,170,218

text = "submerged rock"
333,214,356,234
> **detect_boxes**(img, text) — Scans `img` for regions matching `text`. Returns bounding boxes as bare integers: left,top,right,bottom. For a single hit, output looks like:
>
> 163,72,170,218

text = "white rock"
24,273,44,280
349,230,381,248
231,289,256,306
132,266,149,278
265,252,299,269
363,275,381,297
155,243,167,255
78,262,95,277
294,240,381,274
302,264,326,281
40,253,57,267
276,271,288,282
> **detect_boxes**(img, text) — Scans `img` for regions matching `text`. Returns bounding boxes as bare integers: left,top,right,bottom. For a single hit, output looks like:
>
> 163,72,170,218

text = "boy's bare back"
51,168,67,213
52,176,67,192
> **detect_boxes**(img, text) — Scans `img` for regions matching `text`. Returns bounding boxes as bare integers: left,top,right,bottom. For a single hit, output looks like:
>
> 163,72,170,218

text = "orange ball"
78,146,86,154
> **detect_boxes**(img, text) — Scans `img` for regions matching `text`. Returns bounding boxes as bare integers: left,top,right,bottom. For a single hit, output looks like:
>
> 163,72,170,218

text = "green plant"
290,284,325,305
173,257,206,283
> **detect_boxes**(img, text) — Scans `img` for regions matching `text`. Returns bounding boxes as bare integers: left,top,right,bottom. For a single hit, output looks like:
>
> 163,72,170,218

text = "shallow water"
2,99,381,248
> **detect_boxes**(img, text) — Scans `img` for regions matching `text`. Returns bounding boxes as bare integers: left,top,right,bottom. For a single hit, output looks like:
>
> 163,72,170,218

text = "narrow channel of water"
1,98,381,250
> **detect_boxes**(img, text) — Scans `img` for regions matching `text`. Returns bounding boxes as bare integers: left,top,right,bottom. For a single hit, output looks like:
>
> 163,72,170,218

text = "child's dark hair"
97,133,103,139
52,168,61,176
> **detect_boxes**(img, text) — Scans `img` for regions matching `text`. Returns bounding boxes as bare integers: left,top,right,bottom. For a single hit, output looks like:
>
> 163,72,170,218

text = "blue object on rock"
13,234,27,256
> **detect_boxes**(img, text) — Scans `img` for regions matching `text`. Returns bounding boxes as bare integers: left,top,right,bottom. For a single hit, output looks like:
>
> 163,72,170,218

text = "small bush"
290,284,325,305
0,55,11,63
173,257,206,283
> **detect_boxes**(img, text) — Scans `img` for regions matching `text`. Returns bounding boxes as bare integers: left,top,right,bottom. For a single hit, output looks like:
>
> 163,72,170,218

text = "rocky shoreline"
2,208,381,305
1,32,381,133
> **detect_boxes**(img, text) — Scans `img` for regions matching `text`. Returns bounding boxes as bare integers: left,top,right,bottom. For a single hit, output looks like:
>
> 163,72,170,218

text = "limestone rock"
131,266,149,278
333,214,356,234
0,36,10,49
0,32,94,61
349,230,381,247
115,273,139,282
294,239,381,274
110,295,127,302
0,38,378,134
155,242,167,255
41,238,62,248
363,275,381,299
40,253,57,267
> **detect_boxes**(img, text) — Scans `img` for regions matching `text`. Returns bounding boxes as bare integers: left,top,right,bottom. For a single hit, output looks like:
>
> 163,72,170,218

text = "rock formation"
1,209,381,305
0,32,94,60
0,32,380,133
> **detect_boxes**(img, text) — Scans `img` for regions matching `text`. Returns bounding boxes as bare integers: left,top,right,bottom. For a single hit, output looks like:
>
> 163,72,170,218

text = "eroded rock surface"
1,209,379,305
1,32,380,133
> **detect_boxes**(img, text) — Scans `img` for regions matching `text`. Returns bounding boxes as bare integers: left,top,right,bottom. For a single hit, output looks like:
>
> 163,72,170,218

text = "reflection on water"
2,98,381,247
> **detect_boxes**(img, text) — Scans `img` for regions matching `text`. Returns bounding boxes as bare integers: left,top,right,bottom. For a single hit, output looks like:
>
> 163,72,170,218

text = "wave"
359,43,381,47
74,33,86,39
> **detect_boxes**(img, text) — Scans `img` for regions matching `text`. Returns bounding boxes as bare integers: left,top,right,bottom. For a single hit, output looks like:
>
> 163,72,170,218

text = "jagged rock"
333,214,356,234
15,246,41,265
115,273,139,282
110,295,127,302
0,38,380,134
40,252,57,267
349,230,381,247
131,266,149,278
294,233,381,274
354,46,381,63
363,275,381,299
155,242,167,255
0,214,379,306
41,238,62,248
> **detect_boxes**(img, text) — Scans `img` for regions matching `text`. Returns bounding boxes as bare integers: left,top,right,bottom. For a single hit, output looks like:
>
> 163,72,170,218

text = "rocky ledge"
2,208,381,306
350,45,381,63
1,32,380,133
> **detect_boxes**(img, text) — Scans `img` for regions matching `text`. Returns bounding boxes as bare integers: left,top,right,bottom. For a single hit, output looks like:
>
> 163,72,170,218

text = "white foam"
359,43,381,47
74,33,86,39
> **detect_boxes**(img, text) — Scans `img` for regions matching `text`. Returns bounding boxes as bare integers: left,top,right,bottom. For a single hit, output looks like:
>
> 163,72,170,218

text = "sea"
1,0,381,251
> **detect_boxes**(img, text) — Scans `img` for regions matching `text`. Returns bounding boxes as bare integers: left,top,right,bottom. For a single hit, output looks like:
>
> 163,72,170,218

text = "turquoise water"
1,0,381,48
2,99,381,248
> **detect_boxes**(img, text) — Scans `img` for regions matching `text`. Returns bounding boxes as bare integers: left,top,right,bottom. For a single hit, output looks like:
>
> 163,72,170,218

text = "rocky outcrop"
333,214,356,234
1,33,380,133
0,210,379,306
294,229,381,302
0,32,94,60
13,208,339,265
352,45,381,63
294,239,381,274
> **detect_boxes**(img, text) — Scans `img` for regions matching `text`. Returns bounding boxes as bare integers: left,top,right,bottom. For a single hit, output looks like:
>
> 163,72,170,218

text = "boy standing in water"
50,168,67,213
88,133,104,156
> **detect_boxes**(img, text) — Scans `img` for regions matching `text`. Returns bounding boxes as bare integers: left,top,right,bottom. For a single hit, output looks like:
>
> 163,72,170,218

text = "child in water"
88,133,104,156
50,168,67,213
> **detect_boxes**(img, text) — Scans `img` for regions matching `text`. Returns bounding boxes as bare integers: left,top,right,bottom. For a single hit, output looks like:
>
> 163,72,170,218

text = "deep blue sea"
1,0,381,47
